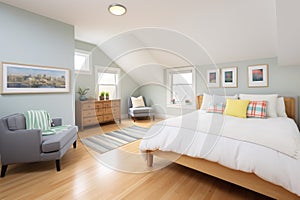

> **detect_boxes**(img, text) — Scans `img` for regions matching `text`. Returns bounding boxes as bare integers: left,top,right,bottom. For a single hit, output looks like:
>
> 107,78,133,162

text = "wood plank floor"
0,119,273,200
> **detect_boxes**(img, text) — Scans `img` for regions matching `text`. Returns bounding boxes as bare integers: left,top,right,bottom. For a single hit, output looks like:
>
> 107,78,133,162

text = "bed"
140,95,300,200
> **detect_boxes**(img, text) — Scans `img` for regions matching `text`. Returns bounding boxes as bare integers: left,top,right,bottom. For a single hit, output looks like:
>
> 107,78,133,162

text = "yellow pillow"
223,99,250,118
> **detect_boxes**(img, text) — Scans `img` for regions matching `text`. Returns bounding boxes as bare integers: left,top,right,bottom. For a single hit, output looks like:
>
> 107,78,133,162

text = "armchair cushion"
42,126,77,153
7,114,26,130
129,107,153,114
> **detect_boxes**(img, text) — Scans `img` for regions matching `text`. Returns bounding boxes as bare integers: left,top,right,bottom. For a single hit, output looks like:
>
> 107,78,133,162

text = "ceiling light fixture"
108,3,127,16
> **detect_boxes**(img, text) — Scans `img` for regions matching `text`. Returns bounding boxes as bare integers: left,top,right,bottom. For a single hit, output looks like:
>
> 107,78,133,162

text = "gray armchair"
0,113,77,177
128,96,155,122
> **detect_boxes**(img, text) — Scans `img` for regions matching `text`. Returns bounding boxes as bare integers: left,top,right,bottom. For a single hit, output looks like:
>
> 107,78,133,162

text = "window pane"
172,84,194,104
98,85,116,99
98,73,116,84
173,72,192,84
75,52,89,71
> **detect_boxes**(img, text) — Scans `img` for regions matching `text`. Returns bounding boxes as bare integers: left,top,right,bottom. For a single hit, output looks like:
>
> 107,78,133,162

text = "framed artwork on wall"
0,62,70,94
206,69,220,88
248,64,268,87
221,67,238,88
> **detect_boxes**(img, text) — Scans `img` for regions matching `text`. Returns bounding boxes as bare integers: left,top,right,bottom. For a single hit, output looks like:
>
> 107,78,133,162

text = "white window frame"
95,66,120,99
74,49,91,74
166,66,196,108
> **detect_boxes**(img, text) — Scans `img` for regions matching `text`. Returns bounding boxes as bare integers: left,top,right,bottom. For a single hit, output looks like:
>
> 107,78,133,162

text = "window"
74,50,90,73
96,67,120,99
167,67,195,107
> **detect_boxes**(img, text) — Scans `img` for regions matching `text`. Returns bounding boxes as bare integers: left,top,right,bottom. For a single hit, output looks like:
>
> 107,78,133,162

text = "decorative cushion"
24,110,52,131
223,99,250,118
207,103,225,114
277,97,287,117
200,93,212,110
239,94,278,118
131,96,145,108
247,101,267,118
7,114,26,130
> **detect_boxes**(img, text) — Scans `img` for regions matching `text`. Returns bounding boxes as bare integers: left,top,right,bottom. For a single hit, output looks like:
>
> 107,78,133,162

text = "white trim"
74,49,91,74
166,66,196,108
94,66,121,99
167,104,196,109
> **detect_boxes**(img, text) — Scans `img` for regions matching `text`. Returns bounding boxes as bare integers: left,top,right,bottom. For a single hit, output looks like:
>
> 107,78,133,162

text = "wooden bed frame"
147,96,299,200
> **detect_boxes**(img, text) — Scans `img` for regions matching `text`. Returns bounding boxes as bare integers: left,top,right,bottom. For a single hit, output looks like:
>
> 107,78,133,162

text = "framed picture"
206,69,220,88
0,62,70,94
221,67,237,88
248,64,268,87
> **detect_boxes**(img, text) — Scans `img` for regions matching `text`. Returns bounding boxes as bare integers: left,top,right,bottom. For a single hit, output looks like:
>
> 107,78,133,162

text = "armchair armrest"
0,129,42,165
52,118,62,126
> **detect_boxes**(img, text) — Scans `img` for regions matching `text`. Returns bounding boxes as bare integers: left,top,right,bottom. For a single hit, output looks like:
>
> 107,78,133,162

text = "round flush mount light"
108,3,127,16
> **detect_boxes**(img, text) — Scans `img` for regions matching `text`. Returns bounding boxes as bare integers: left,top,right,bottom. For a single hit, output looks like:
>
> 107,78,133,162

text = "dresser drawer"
103,101,111,108
103,114,113,122
96,108,105,115
95,102,103,109
111,107,119,114
113,112,120,120
104,108,113,114
111,100,120,107
82,103,95,110
97,116,104,123
82,110,96,117
83,117,98,126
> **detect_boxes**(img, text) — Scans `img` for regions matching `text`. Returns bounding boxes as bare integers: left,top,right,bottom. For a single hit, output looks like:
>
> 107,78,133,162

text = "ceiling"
1,0,299,72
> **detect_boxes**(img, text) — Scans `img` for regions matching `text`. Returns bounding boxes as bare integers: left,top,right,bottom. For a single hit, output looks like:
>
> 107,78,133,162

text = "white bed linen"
139,110,300,196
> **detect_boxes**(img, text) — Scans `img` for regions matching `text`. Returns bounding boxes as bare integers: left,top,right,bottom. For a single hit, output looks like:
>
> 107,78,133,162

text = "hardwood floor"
0,119,272,200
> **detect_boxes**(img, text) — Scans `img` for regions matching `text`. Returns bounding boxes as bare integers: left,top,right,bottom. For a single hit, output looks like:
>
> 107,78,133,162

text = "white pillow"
200,93,212,110
131,96,145,108
212,94,238,105
277,97,287,117
239,94,278,118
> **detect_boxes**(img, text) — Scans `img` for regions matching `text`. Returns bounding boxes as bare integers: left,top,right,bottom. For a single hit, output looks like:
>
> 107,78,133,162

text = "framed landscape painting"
0,62,70,94
248,64,268,87
206,69,220,88
221,67,237,88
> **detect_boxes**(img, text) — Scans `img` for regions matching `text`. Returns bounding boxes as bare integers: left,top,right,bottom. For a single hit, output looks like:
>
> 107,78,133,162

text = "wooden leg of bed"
146,151,153,167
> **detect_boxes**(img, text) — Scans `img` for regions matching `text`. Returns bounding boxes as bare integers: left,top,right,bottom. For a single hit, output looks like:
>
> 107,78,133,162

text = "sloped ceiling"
0,0,299,84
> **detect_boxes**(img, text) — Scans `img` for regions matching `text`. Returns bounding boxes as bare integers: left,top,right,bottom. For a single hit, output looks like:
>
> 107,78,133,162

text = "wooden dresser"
76,99,121,130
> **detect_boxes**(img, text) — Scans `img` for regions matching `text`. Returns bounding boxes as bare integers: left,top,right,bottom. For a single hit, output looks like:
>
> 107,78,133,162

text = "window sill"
167,104,196,109
75,70,92,75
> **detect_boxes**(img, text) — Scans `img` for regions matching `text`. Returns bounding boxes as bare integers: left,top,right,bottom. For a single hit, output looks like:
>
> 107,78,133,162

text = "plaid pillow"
247,101,267,118
207,103,225,114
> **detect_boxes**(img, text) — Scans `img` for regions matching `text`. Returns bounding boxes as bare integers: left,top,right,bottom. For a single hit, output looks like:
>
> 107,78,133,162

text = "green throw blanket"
42,125,72,136
24,110,70,136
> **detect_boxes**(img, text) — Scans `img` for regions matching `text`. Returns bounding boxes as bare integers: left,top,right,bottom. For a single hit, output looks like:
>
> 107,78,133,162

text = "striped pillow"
207,103,225,114
247,101,267,118
24,110,52,131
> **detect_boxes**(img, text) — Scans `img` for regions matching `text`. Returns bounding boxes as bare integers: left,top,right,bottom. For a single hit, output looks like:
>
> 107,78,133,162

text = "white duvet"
139,110,300,196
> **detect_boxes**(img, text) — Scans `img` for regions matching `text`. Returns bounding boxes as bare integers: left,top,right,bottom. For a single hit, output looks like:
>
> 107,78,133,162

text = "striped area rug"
81,126,149,154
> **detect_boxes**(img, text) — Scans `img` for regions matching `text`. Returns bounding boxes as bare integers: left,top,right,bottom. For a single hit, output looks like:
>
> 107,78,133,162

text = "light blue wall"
75,40,139,117
138,57,300,123
196,57,300,96
0,3,75,124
